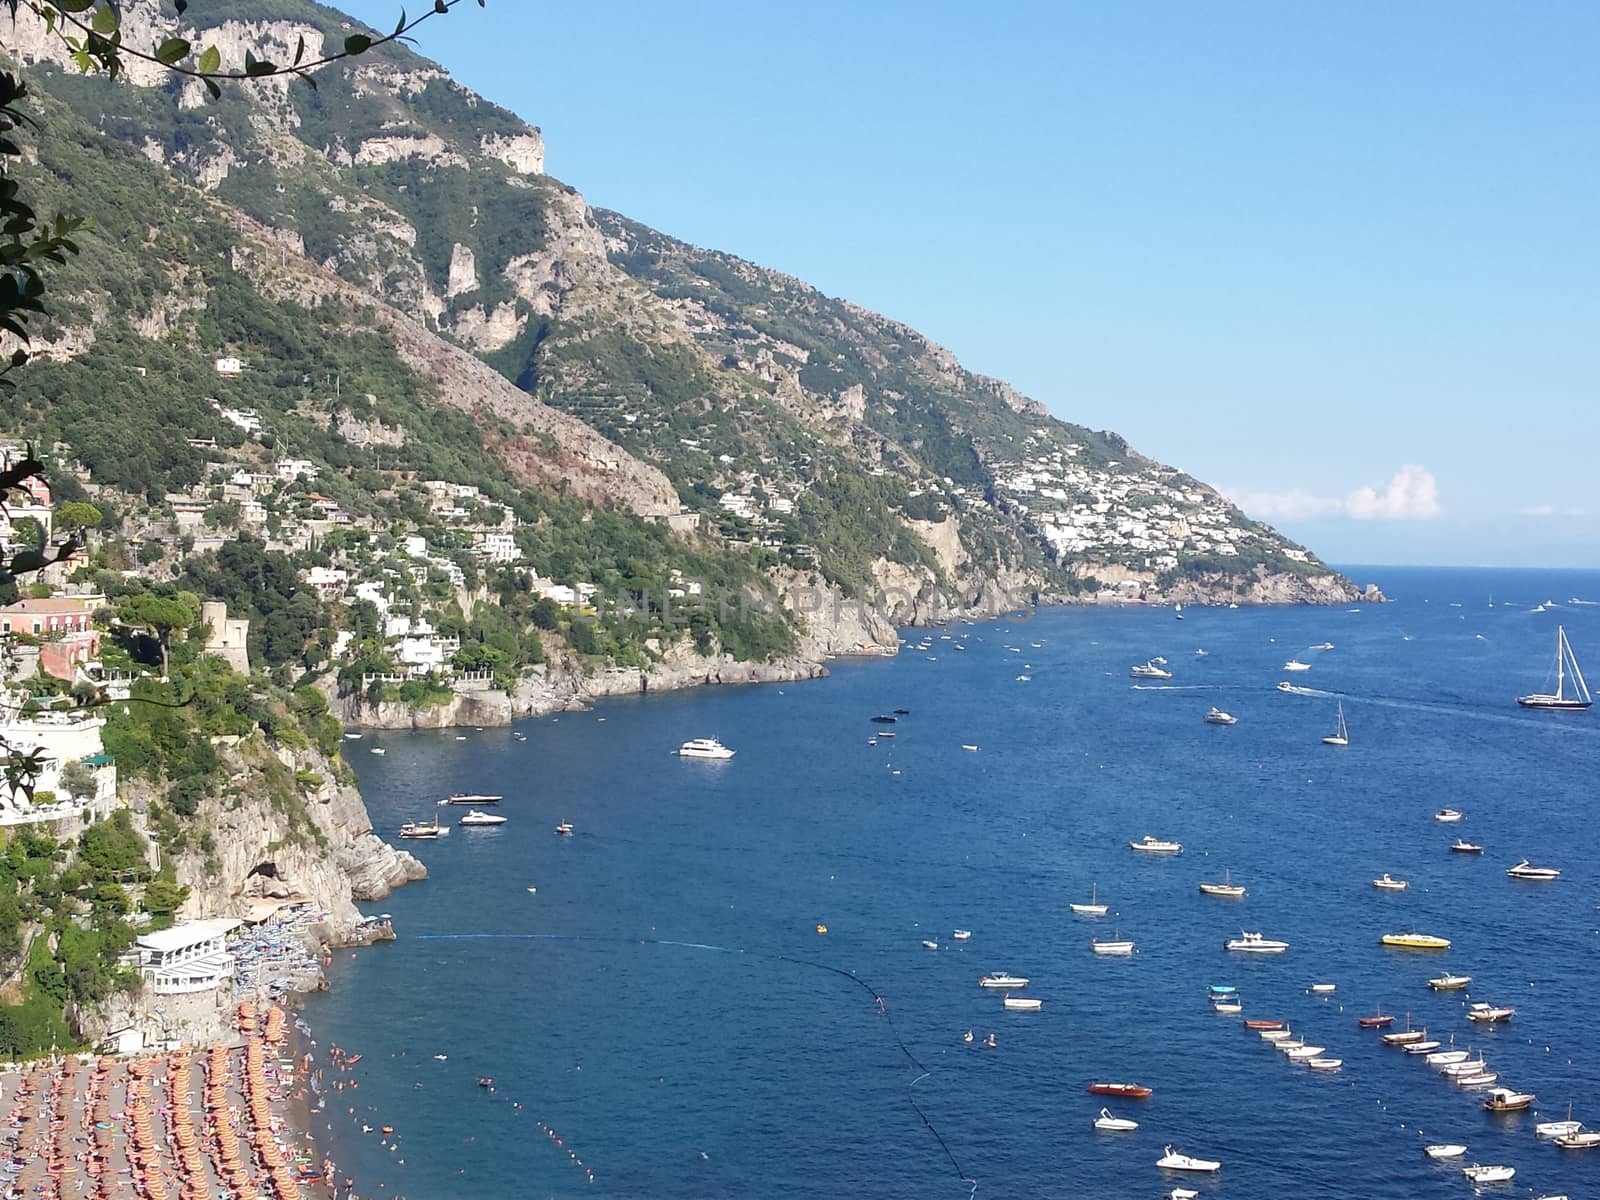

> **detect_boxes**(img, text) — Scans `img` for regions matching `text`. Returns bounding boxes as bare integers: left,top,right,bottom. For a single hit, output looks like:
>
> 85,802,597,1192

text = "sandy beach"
1,1003,350,1200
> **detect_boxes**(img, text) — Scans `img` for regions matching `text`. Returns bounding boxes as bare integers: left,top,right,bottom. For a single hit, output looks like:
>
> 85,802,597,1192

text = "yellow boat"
1381,932,1452,950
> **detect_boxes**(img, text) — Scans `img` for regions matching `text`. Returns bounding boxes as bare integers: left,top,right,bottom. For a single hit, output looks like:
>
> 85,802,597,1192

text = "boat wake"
1130,684,1227,692
1279,686,1600,737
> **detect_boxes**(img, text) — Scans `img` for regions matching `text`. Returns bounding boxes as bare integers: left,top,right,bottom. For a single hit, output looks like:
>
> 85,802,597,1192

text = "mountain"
1,0,1374,670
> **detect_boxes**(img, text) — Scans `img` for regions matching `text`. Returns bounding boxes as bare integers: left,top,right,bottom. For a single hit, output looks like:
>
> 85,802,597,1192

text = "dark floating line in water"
414,931,978,1197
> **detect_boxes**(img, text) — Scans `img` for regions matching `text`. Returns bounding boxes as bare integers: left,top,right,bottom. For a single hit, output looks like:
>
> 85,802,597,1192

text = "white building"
133,919,241,995
275,458,318,482
0,707,117,819
402,535,428,560
214,356,243,377
472,530,520,563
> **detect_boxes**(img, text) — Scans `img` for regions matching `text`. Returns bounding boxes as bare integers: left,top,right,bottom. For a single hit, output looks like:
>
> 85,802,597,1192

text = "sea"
303,565,1600,1200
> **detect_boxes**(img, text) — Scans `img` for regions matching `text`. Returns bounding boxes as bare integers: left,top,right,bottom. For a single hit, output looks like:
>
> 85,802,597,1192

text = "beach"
1,1003,346,1200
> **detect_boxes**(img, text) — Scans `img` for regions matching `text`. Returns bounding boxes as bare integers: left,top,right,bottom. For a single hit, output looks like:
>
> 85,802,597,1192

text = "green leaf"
56,1,97,14
434,0,448,11
175,0,188,13
293,35,306,66
203,77,221,100
395,9,407,36
343,33,372,55
245,58,277,77
197,45,220,74
90,6,117,35
155,37,190,66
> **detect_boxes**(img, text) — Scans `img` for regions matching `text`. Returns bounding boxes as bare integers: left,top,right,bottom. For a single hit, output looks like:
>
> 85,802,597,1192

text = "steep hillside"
2,0,1374,615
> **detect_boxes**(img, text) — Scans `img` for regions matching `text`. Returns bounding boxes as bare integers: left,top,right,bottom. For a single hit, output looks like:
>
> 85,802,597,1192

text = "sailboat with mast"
1517,626,1592,710
1321,702,1350,746
1070,884,1108,917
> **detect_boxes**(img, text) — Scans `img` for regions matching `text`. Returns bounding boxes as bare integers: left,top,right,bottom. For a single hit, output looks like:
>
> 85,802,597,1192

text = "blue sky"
342,0,1599,566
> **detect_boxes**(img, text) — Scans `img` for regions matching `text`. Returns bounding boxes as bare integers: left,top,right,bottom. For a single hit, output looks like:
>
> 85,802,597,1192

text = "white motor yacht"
677,737,735,760
1093,1107,1138,1132
1131,661,1174,680
1203,707,1238,726
1506,859,1561,880
1283,659,1311,672
1373,874,1408,891
979,973,1028,989
952,929,972,941
1131,835,1182,854
1462,1165,1515,1183
443,792,503,805
1225,931,1289,954
1156,1146,1220,1173
1435,808,1463,822
458,809,507,827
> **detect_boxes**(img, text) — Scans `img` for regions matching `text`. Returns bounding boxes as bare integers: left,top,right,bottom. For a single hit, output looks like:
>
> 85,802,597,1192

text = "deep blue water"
305,566,1600,1199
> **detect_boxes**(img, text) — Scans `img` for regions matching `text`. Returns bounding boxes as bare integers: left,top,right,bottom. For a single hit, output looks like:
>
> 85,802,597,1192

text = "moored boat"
1130,835,1182,854
1087,1081,1152,1099
1092,935,1135,956
1429,973,1472,990
1554,1130,1600,1150
1003,996,1042,1011
1450,838,1484,854
555,821,574,836
677,737,735,759
1155,1145,1220,1173
444,792,503,805
1434,808,1463,822
1381,932,1451,949
1505,859,1561,880
1198,869,1245,898
1202,706,1237,726
1424,1143,1467,1159
1382,1015,1427,1045
1467,1003,1515,1024
1358,1009,1395,1029
979,973,1029,989
921,939,939,950
1517,625,1592,709
1535,1104,1582,1139
1462,1164,1516,1183
1403,1039,1443,1054
1373,874,1408,891
952,929,972,941
1069,884,1109,916
1307,1057,1342,1071
398,817,443,839
1483,1087,1535,1112
458,809,507,827
1093,1107,1138,1132
1225,931,1288,954
1243,1019,1284,1030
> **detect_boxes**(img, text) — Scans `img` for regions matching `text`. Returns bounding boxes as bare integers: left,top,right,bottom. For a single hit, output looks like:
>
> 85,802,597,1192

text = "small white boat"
961,744,980,752
1455,1071,1499,1088
343,732,363,740
1070,884,1109,916
1554,1130,1600,1150
678,737,735,760
1322,701,1350,746
1461,1164,1515,1183
1314,642,1335,650
1283,659,1311,672
1536,1104,1582,1139
369,747,386,755
1467,1003,1515,1024
1092,935,1135,956
1212,999,1242,1014
1003,996,1042,1011
1427,1049,1470,1066
1260,1029,1294,1042
1505,859,1560,880
1429,973,1472,990
1166,1191,1199,1200
1451,838,1484,854
1130,835,1182,854
1274,1038,1306,1052
398,818,443,839
1403,1040,1443,1054
1307,1057,1342,1071
1093,1107,1138,1132
1373,874,1408,891
1156,1145,1220,1173
1277,680,1295,692
526,886,538,894
1198,870,1245,898
1434,808,1463,822
1310,982,1336,994
1424,1143,1467,1160
1203,707,1237,726
1131,661,1173,680
952,930,972,941
458,809,507,827
1225,931,1288,954
979,973,1028,989
555,821,574,836
921,939,939,951
1286,1044,1327,1061
1442,1057,1489,1077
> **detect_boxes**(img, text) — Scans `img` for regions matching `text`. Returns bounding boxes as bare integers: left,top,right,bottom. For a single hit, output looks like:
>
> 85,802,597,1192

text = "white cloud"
1229,464,1442,523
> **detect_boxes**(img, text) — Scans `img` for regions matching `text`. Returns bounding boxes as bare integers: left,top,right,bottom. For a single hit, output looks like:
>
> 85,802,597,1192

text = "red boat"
1243,1019,1284,1030
1087,1081,1152,1099
1358,1012,1395,1030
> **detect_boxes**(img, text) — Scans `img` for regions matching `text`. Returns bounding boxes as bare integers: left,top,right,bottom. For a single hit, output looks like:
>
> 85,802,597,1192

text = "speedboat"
979,973,1029,989
1203,707,1237,725
1483,1087,1534,1112
921,939,939,951
369,747,385,755
1536,1104,1582,1139
1070,884,1109,916
458,809,507,826
1092,936,1135,956
952,930,972,941
1130,661,1173,680
1554,1131,1600,1150
1225,931,1288,954
1381,932,1450,949
1087,1081,1152,1099
1451,838,1484,854
1093,1107,1138,1132
677,737,735,760
1003,996,1042,1011
1156,1146,1220,1173
1425,1144,1467,1160
1435,808,1463,822
1314,642,1335,650
1462,1164,1516,1183
1373,875,1408,891
1199,869,1246,898
1286,1044,1327,1061
1283,659,1311,672
444,792,503,805
1166,1191,1199,1200
555,821,574,836
1467,1003,1515,1024
1506,860,1561,880
1131,835,1182,854
1276,681,1295,692
1429,973,1472,990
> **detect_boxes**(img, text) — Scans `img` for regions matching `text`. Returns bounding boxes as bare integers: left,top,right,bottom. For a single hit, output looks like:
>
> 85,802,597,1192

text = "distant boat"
1155,1145,1220,1173
1174,603,1184,621
1321,702,1350,747
1244,1019,1284,1030
1434,808,1463,822
1087,1081,1152,1099
1225,931,1288,954
678,737,735,759
1358,1009,1394,1029
1373,874,1408,891
1382,1016,1427,1045
369,747,385,755
1307,1057,1342,1071
1483,1088,1535,1113
398,817,442,839
1381,932,1450,949
1467,1002,1516,1024
1093,1107,1139,1132
1517,626,1592,709
1092,934,1135,956
1276,681,1295,692
1429,973,1472,991
444,792,503,805
1130,835,1182,854
511,731,527,741
1130,661,1173,680
1451,838,1484,854
921,939,939,951
1536,1104,1582,1140
1283,659,1311,672
870,714,898,724
1309,983,1336,994
1003,996,1042,1011
1424,1144,1467,1159
1554,1130,1600,1150
1212,998,1242,1014
961,743,980,751
1462,1164,1516,1183
1070,884,1109,917
979,973,1029,989
458,810,507,827
1198,870,1245,898
343,732,362,740
952,929,972,941
1203,707,1238,726
555,821,574,836
1314,642,1335,650
1506,860,1561,880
